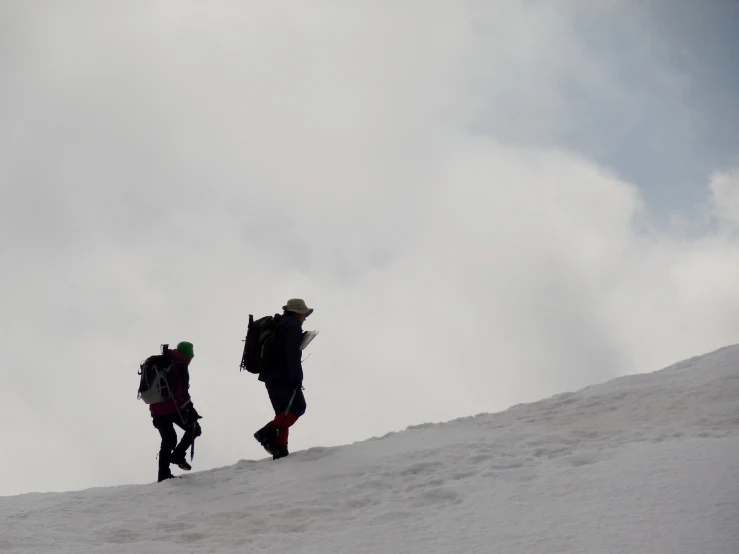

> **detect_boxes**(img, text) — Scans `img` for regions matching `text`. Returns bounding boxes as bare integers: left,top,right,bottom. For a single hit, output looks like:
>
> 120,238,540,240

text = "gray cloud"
1,1,738,496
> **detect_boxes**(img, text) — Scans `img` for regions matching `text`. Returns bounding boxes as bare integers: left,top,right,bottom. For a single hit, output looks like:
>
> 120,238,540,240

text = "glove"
188,407,202,422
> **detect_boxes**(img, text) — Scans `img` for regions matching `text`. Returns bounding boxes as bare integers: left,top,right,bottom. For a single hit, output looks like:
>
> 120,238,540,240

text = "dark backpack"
240,314,281,374
138,345,174,404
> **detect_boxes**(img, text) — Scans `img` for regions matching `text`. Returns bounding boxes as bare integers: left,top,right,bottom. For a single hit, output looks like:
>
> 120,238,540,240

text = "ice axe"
275,389,297,438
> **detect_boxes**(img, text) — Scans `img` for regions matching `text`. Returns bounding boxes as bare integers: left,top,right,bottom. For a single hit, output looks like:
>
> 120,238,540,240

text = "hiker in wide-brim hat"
253,298,313,460
282,298,313,316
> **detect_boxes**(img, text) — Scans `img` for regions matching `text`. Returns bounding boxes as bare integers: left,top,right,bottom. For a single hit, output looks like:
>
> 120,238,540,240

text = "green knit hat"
176,341,194,359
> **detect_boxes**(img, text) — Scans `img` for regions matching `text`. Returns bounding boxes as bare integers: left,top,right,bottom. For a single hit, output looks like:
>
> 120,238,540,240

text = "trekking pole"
275,389,297,438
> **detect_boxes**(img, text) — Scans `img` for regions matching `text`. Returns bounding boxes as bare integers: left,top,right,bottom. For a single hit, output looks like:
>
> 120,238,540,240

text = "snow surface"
2,345,739,553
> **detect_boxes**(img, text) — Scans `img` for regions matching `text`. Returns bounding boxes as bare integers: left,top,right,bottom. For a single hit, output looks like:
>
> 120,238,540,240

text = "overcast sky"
1,1,738,497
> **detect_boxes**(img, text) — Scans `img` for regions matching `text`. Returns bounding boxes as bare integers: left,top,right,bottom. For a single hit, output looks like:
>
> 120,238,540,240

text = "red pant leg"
271,412,298,447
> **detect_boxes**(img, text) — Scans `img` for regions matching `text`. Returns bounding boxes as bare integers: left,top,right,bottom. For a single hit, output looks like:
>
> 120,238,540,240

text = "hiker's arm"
181,365,191,394
179,365,193,408
285,324,303,386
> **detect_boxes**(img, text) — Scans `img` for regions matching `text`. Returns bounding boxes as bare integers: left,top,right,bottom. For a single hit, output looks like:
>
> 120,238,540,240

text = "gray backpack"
137,345,174,405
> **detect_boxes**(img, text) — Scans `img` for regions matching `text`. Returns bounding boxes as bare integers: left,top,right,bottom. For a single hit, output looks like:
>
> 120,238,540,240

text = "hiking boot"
272,445,289,460
170,455,192,471
254,424,278,455
158,472,176,482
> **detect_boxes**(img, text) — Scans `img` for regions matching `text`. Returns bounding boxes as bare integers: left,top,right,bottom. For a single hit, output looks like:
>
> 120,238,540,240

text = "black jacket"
258,313,303,387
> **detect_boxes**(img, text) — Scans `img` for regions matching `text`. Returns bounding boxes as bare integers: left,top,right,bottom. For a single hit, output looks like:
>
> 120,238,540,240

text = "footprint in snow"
468,453,490,463
400,461,444,475
178,532,209,543
406,477,445,491
566,454,600,467
451,470,477,481
410,486,463,507
157,522,189,532
371,509,414,524
294,446,334,462
104,529,140,544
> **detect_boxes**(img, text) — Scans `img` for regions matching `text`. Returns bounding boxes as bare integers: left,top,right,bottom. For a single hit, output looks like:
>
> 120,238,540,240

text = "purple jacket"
150,348,193,417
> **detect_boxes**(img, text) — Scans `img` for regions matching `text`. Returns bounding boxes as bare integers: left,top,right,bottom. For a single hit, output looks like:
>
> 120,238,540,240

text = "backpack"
138,344,174,404
240,314,281,374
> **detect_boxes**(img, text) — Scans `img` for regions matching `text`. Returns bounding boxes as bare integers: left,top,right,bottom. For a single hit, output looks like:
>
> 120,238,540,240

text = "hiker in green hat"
148,341,202,482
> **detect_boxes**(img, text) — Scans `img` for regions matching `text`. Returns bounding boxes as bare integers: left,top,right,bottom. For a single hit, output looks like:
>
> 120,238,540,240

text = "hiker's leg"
266,384,305,417
172,415,201,461
152,416,177,481
255,383,291,454
271,411,297,446
270,388,306,448
265,383,286,415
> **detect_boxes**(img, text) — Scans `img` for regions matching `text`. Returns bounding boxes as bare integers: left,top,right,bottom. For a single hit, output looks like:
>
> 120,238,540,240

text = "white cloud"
709,169,739,230
1,1,738,496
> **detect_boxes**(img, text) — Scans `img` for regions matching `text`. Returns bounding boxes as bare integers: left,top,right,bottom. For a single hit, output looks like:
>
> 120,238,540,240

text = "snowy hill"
2,345,738,553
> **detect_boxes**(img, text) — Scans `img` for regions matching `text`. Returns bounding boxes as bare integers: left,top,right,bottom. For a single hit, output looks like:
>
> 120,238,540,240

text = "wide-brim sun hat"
283,298,313,316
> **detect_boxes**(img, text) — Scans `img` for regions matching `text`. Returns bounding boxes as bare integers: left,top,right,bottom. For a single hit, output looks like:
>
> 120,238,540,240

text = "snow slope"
2,345,739,553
